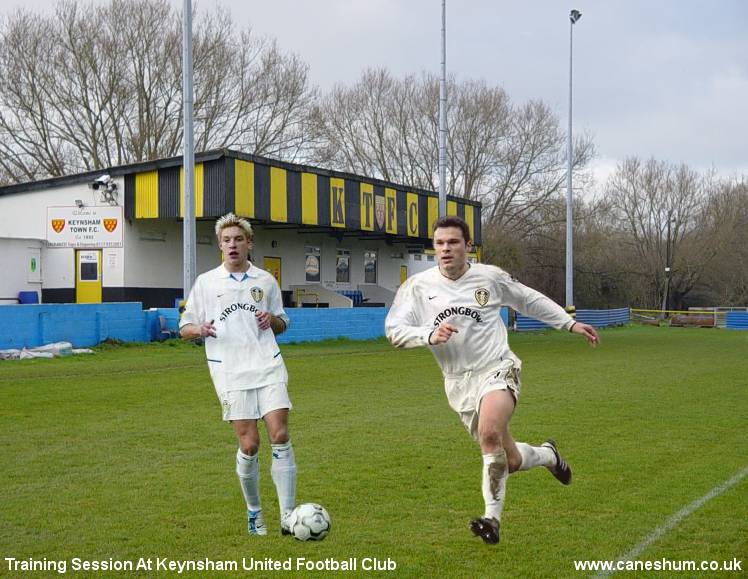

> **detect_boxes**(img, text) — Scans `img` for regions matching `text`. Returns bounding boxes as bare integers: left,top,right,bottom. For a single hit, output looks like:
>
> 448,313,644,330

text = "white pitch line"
595,464,748,578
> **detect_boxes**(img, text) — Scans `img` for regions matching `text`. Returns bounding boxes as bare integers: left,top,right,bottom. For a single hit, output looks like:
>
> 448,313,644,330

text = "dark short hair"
432,215,471,243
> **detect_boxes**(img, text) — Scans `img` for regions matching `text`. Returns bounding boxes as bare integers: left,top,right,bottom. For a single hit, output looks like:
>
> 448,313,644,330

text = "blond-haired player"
180,213,296,536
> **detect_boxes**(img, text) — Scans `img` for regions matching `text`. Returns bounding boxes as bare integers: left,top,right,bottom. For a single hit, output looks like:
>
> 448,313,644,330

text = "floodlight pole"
661,216,674,314
183,0,196,298
565,9,581,310
438,0,447,217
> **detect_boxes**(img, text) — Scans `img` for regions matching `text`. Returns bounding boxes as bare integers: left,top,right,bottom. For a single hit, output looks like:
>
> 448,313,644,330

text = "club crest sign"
46,206,123,248
475,288,489,307
250,286,264,303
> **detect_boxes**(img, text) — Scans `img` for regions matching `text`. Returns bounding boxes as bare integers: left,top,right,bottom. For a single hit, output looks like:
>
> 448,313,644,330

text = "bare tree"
603,157,716,308
0,0,315,183
309,68,594,249
696,178,748,305
309,70,519,199
308,69,447,187
520,167,748,309
483,100,594,237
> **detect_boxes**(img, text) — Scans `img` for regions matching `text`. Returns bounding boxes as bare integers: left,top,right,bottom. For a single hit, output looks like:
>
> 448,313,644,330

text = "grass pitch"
1,325,746,578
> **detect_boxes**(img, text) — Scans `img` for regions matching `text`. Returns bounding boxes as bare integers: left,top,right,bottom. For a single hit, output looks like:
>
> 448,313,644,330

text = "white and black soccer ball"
288,503,331,541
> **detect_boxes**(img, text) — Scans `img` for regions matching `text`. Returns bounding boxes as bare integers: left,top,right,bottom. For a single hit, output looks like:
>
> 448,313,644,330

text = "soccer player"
385,215,599,545
180,213,296,537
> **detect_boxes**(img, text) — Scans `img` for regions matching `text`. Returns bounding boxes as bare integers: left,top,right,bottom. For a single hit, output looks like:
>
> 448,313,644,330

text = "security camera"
89,174,112,190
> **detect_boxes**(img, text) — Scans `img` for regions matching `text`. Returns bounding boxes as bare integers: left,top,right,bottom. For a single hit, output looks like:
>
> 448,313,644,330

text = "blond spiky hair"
215,213,253,240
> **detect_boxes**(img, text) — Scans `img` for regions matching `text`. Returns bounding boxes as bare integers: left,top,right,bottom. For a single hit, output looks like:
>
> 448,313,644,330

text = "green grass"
1,326,746,578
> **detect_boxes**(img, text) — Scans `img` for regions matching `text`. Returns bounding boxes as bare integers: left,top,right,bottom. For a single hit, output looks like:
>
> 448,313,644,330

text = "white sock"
482,450,508,521
516,442,556,471
271,441,296,515
236,449,261,511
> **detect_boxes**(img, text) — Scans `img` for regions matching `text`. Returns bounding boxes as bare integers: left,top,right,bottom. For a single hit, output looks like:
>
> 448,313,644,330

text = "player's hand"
571,322,599,347
200,320,217,338
256,310,272,331
429,322,459,345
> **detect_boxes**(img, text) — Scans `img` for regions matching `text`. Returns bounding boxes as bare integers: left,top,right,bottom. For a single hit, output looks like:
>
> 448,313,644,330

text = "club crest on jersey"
475,288,489,307
250,286,264,303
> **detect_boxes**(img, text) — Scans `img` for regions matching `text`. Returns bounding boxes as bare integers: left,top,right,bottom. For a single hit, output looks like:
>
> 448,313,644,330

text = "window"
336,249,350,283
78,251,100,281
80,262,98,281
363,250,377,284
305,245,321,282
414,254,422,261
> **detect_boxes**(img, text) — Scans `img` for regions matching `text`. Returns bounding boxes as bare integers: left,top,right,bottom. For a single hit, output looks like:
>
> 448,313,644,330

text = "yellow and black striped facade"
124,150,481,245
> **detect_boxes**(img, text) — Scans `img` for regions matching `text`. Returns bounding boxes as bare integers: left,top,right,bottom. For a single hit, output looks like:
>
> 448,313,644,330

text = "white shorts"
219,383,292,422
443,359,521,440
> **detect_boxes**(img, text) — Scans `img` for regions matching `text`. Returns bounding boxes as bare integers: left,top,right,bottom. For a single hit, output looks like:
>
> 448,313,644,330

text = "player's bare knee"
269,432,289,445
236,430,260,456
478,428,503,453
268,427,289,445
240,441,259,455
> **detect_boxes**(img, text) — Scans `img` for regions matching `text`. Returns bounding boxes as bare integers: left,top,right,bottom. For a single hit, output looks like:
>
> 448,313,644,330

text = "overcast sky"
3,0,747,187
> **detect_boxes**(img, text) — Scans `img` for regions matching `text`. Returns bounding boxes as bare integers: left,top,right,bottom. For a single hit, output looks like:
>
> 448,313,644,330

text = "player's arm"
385,279,434,348
179,279,217,340
497,270,599,346
427,322,459,345
180,321,216,340
269,314,287,334
256,311,287,334
567,320,599,346
256,278,289,335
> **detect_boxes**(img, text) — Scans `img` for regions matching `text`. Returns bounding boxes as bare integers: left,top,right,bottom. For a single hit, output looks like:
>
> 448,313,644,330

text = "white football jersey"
385,263,575,376
180,262,290,395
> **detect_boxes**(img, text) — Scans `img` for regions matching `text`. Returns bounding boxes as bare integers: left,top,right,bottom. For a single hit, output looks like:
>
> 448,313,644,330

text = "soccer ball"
288,503,331,541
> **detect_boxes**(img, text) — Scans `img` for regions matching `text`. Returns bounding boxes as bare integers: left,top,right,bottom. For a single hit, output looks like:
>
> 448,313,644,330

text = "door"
400,265,408,284
76,250,102,303
264,256,282,286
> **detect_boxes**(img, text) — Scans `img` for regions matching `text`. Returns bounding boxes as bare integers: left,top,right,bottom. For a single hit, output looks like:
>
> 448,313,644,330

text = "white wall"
408,252,437,276
0,238,43,303
40,246,75,290
102,247,125,287
0,180,420,296
123,219,219,288
0,180,119,239
0,178,125,291
247,227,411,293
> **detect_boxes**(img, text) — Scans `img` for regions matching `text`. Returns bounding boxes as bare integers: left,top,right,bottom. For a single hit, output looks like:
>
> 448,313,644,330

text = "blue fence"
515,308,630,331
726,312,748,330
0,303,388,349
577,308,630,327
278,308,387,343
1,303,636,350
0,303,176,349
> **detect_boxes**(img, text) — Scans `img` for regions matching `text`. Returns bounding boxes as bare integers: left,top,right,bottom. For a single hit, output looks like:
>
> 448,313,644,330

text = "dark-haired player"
385,215,598,544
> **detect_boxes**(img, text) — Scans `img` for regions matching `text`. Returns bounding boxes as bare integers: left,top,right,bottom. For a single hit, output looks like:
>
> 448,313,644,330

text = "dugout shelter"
0,149,481,309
